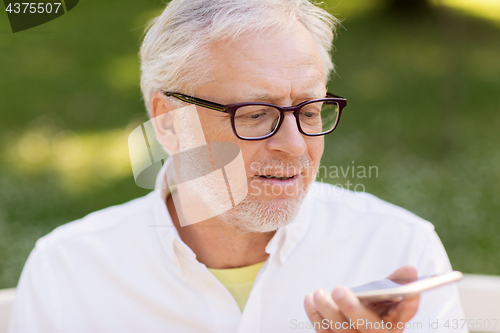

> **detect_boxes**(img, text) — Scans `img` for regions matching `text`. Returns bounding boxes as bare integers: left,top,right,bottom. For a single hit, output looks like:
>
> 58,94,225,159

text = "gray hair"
139,0,339,117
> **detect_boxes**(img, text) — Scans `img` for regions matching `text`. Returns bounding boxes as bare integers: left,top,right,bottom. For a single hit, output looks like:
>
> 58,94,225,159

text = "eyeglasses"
162,91,347,141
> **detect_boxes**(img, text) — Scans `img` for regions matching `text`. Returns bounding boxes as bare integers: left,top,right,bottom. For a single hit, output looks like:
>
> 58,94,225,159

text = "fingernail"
305,293,313,304
332,287,345,300
313,289,325,301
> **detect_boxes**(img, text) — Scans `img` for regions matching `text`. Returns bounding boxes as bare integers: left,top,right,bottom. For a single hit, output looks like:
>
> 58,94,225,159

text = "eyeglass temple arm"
162,91,226,112
326,92,345,99
163,91,345,110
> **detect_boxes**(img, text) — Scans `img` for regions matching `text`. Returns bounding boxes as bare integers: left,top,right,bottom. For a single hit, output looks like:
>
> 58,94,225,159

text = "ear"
151,92,179,153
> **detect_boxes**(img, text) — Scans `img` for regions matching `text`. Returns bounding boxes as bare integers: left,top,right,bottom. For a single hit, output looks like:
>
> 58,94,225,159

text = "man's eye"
236,109,269,120
300,109,320,118
249,112,264,119
302,111,317,118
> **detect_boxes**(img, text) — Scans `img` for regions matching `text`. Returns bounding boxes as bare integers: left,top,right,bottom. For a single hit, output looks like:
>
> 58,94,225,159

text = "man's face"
179,23,326,232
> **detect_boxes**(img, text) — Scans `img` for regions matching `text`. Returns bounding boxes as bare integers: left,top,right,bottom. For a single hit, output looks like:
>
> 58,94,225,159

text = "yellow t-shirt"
208,261,266,312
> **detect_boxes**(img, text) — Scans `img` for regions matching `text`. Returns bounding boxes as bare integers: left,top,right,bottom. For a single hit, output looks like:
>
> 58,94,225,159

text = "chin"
220,188,308,233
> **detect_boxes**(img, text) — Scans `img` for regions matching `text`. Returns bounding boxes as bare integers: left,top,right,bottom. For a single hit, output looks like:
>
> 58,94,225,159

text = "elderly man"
9,0,466,332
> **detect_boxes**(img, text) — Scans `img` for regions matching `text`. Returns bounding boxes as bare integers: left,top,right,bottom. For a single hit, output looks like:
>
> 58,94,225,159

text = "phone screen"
351,279,403,293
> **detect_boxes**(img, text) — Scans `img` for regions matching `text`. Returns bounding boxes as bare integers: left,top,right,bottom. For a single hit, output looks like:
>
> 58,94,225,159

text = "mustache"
249,155,314,175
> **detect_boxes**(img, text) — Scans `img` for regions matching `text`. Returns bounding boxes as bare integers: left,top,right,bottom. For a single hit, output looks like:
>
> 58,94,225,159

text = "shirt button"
204,280,212,288
283,245,290,255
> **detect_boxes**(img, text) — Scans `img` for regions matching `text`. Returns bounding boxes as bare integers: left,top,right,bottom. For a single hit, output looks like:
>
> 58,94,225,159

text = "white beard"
216,189,309,233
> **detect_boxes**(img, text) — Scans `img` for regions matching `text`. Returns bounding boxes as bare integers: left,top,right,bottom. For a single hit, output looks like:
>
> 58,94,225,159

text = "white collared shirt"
9,162,466,333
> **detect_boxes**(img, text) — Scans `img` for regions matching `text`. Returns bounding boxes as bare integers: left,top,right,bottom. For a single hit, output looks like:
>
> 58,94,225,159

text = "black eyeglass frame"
162,91,347,141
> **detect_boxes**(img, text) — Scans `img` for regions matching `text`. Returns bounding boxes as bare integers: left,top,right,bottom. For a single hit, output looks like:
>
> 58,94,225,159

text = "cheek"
195,110,261,174
307,137,324,168
196,109,234,143
240,143,265,174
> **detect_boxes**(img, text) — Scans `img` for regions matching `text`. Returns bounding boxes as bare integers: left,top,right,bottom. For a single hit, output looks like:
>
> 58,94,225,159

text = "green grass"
1,1,500,288
323,9,500,275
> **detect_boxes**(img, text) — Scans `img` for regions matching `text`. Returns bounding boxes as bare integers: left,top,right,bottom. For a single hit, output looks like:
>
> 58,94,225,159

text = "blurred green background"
0,0,499,288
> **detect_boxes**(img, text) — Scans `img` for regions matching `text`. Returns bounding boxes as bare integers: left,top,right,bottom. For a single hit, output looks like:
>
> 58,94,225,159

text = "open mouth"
257,175,296,180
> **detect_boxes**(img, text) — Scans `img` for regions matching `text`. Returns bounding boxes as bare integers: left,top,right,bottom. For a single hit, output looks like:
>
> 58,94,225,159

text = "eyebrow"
239,92,271,103
240,89,327,104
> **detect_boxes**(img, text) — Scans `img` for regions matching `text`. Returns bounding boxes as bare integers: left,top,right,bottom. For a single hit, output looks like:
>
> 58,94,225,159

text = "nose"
266,112,307,157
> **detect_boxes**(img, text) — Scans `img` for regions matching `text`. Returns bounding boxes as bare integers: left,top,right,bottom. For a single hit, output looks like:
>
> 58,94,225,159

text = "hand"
304,265,420,332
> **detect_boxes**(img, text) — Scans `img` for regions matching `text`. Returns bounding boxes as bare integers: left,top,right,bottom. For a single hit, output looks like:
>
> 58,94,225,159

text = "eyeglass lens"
233,101,339,138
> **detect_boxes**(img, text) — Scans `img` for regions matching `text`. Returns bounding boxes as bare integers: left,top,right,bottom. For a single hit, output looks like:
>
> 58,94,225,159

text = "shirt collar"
152,159,196,275
151,157,314,273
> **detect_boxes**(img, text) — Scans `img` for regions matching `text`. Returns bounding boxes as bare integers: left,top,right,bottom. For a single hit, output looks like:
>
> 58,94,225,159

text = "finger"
332,286,387,333
387,265,418,284
384,295,420,325
363,299,400,318
312,289,355,333
305,293,331,333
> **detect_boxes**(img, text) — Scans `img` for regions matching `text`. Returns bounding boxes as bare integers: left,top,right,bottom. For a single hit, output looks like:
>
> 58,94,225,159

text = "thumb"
387,265,418,285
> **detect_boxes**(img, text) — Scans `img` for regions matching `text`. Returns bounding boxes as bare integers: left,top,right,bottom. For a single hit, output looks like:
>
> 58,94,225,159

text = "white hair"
140,0,339,117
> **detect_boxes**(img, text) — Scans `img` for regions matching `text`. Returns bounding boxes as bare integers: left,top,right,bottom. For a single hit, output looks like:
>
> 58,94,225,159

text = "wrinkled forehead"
199,24,326,102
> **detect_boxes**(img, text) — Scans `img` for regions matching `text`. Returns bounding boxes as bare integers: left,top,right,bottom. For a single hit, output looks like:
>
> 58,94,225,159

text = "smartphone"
350,271,463,316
